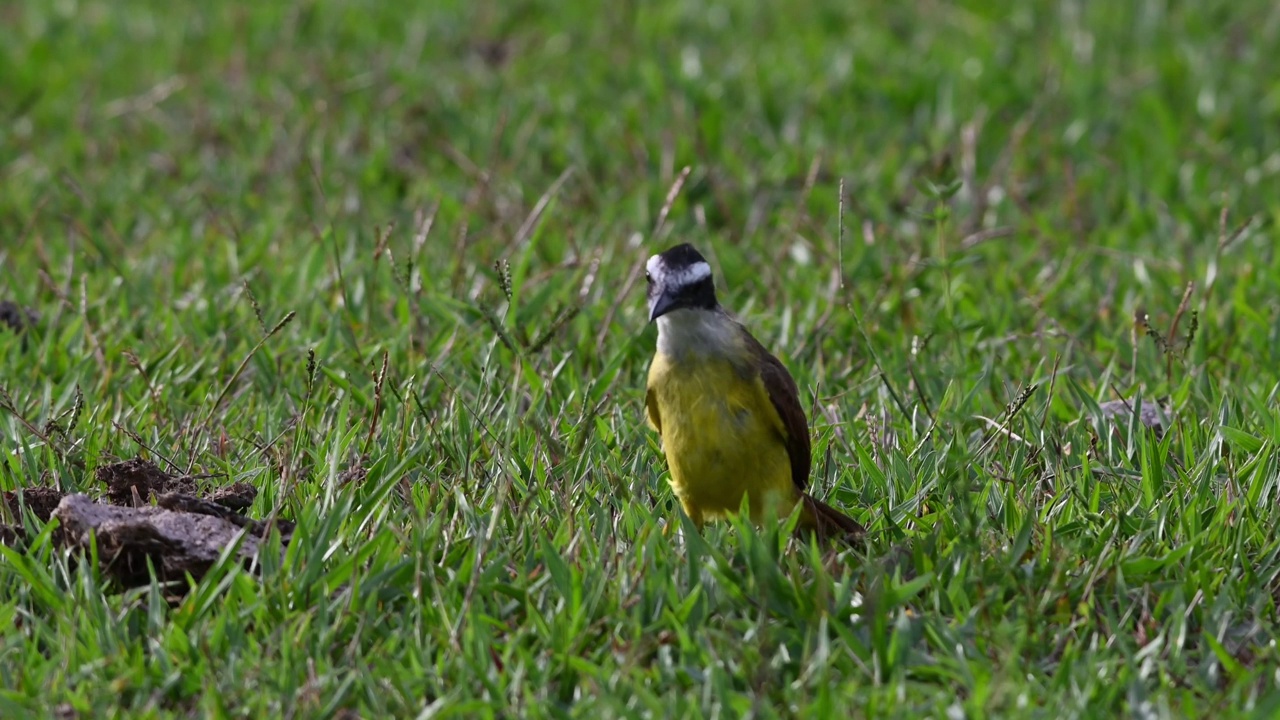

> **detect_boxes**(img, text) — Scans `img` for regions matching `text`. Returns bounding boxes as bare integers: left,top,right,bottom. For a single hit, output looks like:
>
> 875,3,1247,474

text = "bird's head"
645,243,719,322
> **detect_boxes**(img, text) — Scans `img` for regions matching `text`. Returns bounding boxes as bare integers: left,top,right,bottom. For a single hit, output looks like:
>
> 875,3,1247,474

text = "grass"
2,0,1280,716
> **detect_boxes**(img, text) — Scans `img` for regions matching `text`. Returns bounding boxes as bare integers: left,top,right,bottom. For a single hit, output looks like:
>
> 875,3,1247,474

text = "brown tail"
798,493,865,545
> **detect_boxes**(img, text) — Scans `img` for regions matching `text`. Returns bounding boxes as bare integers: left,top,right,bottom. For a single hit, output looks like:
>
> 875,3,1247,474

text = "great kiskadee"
643,243,864,542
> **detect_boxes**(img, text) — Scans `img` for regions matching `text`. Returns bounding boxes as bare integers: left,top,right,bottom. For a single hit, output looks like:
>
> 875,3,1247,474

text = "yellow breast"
645,351,798,525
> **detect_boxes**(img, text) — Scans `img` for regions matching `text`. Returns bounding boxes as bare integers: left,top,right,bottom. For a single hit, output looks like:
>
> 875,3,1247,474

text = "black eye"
645,272,652,284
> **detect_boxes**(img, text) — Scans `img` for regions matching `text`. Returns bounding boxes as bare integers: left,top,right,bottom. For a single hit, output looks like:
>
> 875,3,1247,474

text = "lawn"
2,0,1280,717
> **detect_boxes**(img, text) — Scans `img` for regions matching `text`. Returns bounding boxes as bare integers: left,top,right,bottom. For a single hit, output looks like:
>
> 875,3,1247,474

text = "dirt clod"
1098,398,1169,438
96,458,197,506
0,525,22,546
52,493,279,588
209,481,258,512
10,459,283,590
0,300,38,333
4,486,67,523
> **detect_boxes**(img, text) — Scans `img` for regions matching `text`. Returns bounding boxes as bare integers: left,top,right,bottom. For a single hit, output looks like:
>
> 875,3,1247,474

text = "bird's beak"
648,289,677,322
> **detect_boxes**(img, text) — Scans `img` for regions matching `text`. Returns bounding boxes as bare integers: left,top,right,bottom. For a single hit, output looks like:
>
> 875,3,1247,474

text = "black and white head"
645,244,719,322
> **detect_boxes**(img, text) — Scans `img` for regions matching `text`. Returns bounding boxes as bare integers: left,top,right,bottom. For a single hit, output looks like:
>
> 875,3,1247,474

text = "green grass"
3,0,1280,716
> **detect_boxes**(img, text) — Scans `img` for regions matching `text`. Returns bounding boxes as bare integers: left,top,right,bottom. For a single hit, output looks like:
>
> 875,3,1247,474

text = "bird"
643,243,864,543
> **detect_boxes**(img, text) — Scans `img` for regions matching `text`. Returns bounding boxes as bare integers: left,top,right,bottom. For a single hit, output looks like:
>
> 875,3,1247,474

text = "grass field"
3,0,1280,716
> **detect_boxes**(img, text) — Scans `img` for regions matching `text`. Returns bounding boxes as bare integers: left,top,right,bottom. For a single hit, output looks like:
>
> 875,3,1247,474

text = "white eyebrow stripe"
669,261,712,287
647,255,712,289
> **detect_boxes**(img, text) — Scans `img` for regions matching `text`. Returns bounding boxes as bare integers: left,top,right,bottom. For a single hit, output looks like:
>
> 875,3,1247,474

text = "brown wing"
741,330,811,492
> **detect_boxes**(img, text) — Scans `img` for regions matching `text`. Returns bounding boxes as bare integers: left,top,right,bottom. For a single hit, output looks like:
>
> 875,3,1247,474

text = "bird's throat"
655,308,740,361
